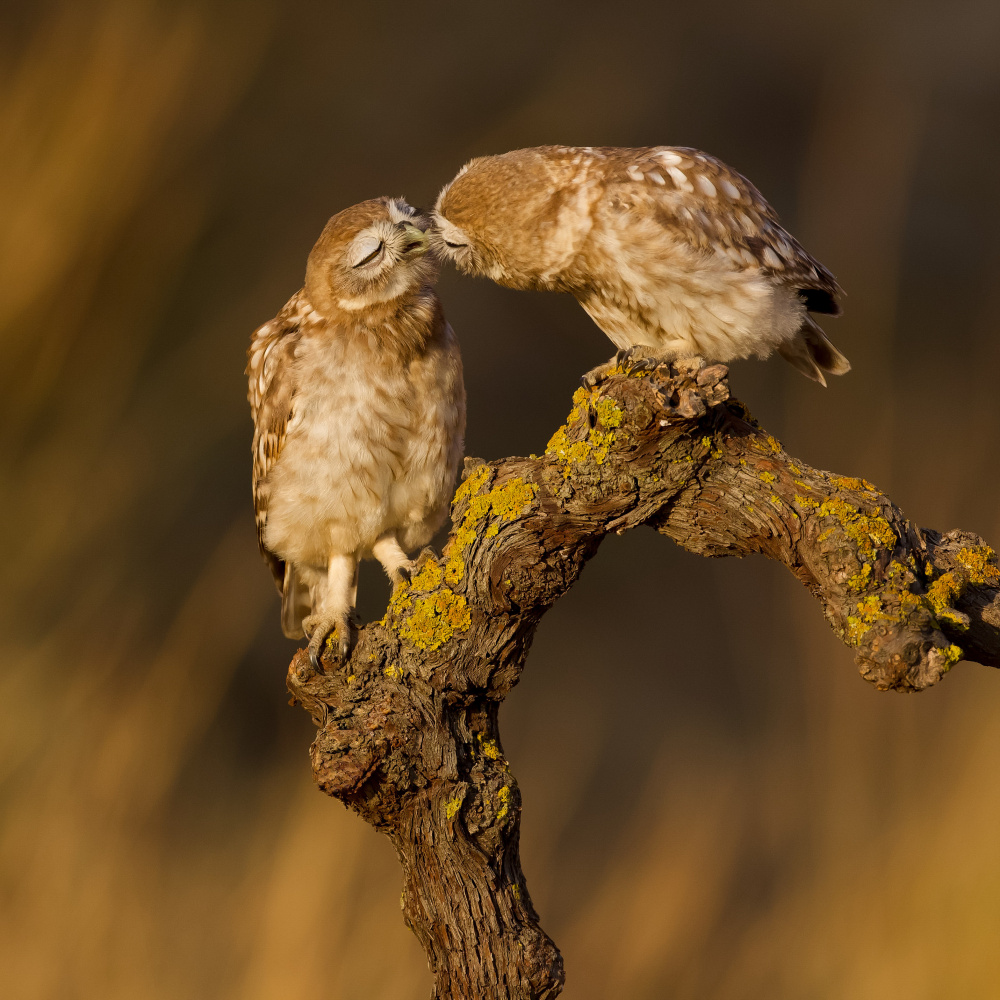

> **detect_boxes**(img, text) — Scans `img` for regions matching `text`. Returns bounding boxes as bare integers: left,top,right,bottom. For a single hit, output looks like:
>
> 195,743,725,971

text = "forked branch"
286,359,1000,999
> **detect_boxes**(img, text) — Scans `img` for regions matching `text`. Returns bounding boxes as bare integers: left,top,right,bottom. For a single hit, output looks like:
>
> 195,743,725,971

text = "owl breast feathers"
247,197,465,663
433,145,849,385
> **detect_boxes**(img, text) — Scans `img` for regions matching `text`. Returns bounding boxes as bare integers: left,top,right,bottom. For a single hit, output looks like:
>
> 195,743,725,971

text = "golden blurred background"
2,1,999,996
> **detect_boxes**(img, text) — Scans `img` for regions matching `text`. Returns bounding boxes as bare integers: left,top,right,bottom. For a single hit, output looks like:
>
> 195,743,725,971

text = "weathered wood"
286,358,1000,999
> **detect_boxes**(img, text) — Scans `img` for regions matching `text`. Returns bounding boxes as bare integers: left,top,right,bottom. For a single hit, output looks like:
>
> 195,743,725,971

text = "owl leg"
373,533,414,587
303,553,358,667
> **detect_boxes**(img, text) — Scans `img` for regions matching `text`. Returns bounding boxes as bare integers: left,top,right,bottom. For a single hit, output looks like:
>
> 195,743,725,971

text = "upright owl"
433,145,850,385
247,197,466,665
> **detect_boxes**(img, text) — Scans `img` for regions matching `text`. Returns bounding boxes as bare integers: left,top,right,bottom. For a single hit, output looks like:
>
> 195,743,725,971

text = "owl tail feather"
779,317,851,386
281,563,310,639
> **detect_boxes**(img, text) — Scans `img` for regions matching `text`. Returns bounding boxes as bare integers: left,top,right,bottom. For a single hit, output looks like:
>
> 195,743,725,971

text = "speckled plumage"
433,145,849,384
247,197,465,661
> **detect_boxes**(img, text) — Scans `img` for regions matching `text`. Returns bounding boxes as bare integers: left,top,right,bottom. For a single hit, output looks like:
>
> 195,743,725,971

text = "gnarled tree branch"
286,359,1000,999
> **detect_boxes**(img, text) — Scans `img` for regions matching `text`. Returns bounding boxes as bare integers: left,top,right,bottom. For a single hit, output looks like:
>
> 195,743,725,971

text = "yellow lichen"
956,545,1000,585
398,588,471,650
759,471,776,484
445,794,464,821
443,470,538,585
454,464,491,504
843,548,983,646
477,734,503,761
939,644,964,670
846,594,887,644
546,388,624,476
829,475,879,493
926,571,962,617
814,496,896,559
847,562,872,591
496,785,511,821
594,396,623,429
484,479,538,538
409,557,443,592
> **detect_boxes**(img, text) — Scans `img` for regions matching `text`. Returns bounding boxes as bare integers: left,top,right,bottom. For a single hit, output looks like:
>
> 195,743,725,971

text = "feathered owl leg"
303,553,358,667
373,533,414,587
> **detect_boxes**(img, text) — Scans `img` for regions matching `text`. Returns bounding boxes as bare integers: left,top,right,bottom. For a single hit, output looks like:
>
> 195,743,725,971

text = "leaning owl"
433,145,849,385
247,197,466,665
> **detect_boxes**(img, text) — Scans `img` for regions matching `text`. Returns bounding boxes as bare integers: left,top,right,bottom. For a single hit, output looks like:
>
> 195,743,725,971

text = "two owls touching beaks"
247,144,850,665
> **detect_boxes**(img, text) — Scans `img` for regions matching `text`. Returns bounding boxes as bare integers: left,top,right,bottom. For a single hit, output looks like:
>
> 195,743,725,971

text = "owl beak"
398,221,430,257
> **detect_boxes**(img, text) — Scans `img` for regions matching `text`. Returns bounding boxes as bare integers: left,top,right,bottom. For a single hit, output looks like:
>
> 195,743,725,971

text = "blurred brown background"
2,1,999,997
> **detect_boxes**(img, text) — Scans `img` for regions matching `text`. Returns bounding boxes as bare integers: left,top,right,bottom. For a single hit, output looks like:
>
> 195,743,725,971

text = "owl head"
305,197,436,317
432,147,590,291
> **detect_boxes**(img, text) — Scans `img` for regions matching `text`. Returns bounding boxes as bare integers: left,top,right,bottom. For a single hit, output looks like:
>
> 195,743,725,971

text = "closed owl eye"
352,240,385,267
444,240,467,249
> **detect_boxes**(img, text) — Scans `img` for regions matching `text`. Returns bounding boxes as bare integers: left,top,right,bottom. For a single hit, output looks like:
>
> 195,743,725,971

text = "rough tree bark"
286,359,1000,999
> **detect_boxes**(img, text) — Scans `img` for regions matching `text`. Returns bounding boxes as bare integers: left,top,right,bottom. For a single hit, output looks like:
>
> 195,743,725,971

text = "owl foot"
303,611,356,669
582,347,669,388
581,355,618,389
374,534,416,589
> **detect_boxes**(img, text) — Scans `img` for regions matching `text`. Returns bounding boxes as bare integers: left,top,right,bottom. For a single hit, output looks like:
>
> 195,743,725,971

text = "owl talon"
620,346,672,375
303,612,355,667
581,358,617,389
338,627,355,659
583,346,668,387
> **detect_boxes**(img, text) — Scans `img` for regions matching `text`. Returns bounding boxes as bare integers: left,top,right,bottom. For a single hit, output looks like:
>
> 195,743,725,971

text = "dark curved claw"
339,631,353,659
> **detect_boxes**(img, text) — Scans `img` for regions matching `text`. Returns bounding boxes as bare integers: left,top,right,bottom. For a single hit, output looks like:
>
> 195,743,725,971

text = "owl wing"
246,290,308,593
606,146,842,315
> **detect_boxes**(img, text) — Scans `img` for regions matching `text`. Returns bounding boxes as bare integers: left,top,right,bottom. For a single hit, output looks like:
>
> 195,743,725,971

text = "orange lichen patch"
828,475,880,493
956,545,1000,585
